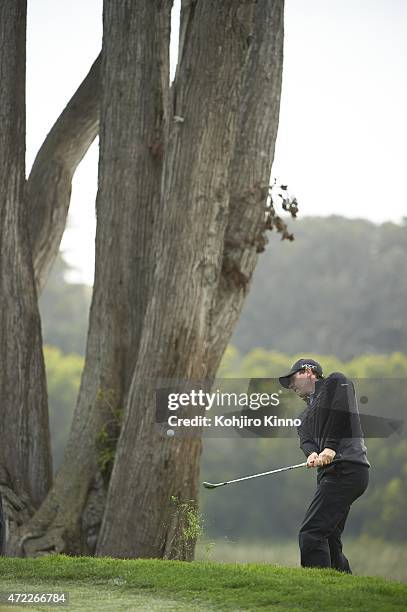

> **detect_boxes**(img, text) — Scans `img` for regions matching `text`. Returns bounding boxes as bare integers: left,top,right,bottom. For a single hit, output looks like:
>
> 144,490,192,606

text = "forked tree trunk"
11,0,284,560
97,0,284,559
15,0,172,557
0,0,52,554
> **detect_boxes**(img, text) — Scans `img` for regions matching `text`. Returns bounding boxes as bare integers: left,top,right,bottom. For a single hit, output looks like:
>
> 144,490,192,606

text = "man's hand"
316,448,336,466
306,452,319,468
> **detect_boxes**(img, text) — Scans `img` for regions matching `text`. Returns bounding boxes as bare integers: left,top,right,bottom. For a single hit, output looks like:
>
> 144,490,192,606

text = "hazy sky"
27,0,407,284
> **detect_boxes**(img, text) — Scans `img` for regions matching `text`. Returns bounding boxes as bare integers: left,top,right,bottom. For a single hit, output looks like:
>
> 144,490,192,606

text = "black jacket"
297,372,370,467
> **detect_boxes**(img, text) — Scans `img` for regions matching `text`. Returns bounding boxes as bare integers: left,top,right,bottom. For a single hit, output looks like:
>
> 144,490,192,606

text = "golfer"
279,358,369,573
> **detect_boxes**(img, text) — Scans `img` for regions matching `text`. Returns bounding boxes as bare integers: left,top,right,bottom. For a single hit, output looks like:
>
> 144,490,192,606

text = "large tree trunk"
0,0,52,554
13,0,284,560
16,0,172,557
96,0,283,559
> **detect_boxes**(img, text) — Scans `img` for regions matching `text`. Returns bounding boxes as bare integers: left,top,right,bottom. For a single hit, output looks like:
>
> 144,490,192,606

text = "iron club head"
202,481,227,489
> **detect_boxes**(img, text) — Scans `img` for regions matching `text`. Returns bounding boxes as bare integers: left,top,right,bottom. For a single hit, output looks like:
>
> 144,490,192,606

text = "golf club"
202,461,307,489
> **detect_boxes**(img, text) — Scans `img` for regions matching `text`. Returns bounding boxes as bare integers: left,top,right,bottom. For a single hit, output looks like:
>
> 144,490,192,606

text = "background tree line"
41,216,407,359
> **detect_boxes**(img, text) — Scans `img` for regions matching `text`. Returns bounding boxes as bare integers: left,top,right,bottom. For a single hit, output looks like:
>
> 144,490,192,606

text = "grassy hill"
0,556,406,611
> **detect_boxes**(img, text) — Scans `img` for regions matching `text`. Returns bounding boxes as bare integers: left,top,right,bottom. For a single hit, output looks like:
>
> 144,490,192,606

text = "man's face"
288,368,316,398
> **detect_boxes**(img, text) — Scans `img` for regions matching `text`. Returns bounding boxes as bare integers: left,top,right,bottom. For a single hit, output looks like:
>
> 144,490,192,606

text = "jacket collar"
307,377,324,405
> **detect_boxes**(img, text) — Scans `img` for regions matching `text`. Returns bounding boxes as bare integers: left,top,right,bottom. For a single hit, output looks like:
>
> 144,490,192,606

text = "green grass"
0,556,406,611
195,536,407,583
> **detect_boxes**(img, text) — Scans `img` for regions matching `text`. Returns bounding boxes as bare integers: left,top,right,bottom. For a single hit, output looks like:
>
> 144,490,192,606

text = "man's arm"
316,374,353,466
298,425,335,468
324,374,353,452
299,431,331,468
297,417,320,459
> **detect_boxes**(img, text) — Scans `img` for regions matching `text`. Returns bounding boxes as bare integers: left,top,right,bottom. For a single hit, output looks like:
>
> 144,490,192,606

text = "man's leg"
328,508,352,573
299,464,369,569
299,478,348,568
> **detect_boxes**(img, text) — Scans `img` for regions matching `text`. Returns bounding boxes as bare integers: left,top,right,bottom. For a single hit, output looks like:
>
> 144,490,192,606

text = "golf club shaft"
204,461,307,488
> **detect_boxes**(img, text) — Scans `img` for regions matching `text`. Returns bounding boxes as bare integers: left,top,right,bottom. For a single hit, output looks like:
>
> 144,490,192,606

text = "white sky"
27,0,407,285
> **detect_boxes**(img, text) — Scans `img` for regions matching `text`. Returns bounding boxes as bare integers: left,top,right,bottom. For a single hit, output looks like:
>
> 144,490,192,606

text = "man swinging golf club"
279,358,370,573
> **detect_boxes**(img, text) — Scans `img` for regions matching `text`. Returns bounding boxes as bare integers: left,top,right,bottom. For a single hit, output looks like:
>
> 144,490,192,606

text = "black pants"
299,461,369,572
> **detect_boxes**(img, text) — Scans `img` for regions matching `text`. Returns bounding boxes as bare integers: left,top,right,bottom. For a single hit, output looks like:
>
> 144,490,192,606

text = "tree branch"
27,54,101,294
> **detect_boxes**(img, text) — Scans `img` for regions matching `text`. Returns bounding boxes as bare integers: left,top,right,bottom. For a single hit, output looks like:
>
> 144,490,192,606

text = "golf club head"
202,481,226,489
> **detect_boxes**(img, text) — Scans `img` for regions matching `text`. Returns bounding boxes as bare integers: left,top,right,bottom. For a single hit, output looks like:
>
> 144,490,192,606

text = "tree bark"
210,0,285,365
27,55,100,295
13,0,284,560
0,0,52,554
96,0,267,559
16,0,172,557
